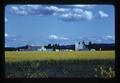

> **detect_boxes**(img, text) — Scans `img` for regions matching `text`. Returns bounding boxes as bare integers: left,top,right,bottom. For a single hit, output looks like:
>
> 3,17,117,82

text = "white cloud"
83,11,93,20
10,5,68,16
8,5,109,22
99,10,109,18
69,5,96,8
46,6,68,12
5,17,8,22
49,35,58,39
11,6,19,11
11,6,28,15
87,37,96,40
96,39,102,43
60,10,93,21
73,8,83,13
60,13,82,21
26,5,40,9
102,35,114,40
49,35,69,40
5,33,9,37
59,37,69,40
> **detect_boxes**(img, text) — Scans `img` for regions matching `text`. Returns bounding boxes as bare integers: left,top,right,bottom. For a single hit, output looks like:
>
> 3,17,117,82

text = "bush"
94,66,115,78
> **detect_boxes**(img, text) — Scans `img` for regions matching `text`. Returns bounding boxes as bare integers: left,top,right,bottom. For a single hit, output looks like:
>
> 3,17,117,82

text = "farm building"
17,45,47,51
75,41,89,51
5,41,115,51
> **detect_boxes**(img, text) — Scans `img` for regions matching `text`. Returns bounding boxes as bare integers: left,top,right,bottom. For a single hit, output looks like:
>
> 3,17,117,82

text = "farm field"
5,51,115,78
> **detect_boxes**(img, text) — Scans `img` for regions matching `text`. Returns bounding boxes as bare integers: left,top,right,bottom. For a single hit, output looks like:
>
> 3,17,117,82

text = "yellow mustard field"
5,51,115,62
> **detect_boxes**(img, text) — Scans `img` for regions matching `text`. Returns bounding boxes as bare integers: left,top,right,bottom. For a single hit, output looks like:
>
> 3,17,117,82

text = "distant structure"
37,46,46,51
18,45,47,51
5,41,115,51
75,41,88,51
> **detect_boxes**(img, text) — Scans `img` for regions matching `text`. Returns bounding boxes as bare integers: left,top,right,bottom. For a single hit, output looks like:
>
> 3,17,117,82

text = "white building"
75,41,88,51
37,46,46,51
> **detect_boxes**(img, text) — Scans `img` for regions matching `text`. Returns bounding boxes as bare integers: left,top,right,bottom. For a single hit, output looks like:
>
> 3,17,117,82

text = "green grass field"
5,51,115,78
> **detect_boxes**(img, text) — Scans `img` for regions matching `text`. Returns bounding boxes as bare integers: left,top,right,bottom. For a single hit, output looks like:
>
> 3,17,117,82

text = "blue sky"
5,4,115,47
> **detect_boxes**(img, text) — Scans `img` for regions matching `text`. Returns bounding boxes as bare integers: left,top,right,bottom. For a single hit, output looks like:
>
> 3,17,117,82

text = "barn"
5,41,115,51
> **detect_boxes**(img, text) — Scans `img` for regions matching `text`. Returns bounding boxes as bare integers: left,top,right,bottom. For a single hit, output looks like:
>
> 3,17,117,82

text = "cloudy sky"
5,4,115,47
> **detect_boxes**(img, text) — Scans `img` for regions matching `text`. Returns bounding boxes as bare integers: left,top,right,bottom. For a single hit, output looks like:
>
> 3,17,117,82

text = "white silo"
75,41,85,51
75,42,79,51
79,42,84,50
